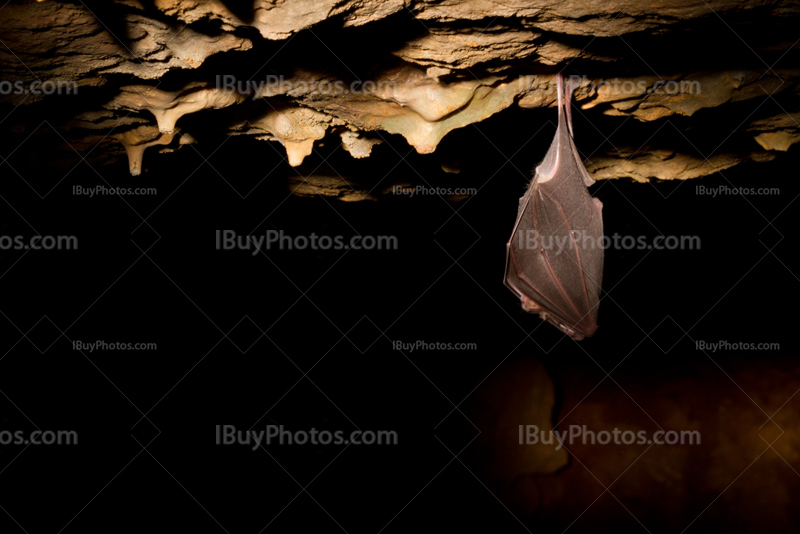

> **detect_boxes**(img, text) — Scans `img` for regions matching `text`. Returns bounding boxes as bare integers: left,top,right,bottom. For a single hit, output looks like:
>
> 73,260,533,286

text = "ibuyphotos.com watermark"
390,185,477,197
0,430,78,446
516,231,700,253
696,185,780,197
216,75,397,99
73,185,157,197
216,230,398,255
0,79,78,96
215,425,398,450
696,340,780,352
520,425,701,450
0,235,78,251
521,75,703,97
73,341,157,353
392,340,477,352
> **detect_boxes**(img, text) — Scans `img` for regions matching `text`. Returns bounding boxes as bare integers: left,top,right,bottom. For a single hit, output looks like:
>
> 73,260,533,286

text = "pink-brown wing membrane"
504,74,604,338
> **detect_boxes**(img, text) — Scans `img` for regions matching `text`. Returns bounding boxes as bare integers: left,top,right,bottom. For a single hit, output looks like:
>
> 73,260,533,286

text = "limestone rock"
413,0,800,37
287,174,378,201
240,107,343,166
0,1,251,105
468,357,568,513
110,125,180,175
520,71,800,122
1,0,799,188
525,356,800,531
394,26,542,71
104,83,247,134
395,25,615,71
749,112,800,151
340,131,383,159
754,131,800,151
307,69,534,154
585,148,777,182
153,0,405,40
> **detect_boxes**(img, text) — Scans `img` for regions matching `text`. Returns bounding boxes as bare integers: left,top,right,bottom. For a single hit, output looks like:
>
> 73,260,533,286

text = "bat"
503,73,604,340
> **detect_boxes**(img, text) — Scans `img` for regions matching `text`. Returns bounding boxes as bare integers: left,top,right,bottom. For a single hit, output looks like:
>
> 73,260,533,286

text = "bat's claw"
559,324,586,341
521,296,589,339
520,295,543,313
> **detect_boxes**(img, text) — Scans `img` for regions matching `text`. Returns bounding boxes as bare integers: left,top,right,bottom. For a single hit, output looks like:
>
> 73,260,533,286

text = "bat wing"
504,74,604,339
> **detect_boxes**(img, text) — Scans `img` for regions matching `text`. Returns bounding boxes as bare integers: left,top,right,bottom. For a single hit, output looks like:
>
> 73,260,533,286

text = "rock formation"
1,0,799,195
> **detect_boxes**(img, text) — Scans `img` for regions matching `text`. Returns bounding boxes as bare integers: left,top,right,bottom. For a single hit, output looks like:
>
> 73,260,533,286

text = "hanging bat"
503,73,604,340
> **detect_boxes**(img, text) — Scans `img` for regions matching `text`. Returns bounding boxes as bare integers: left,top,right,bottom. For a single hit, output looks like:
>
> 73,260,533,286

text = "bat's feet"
559,324,586,341
522,295,590,340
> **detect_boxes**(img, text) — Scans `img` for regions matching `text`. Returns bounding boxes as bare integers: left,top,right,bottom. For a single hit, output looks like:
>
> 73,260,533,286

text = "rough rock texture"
340,130,382,159
467,358,568,512
0,1,252,103
1,0,800,195
411,0,800,37
395,26,543,71
465,355,800,531
154,0,406,40
749,112,800,151
526,356,800,532
105,83,247,134
287,174,378,202
394,25,615,72
586,148,778,182
111,124,179,176
235,106,344,166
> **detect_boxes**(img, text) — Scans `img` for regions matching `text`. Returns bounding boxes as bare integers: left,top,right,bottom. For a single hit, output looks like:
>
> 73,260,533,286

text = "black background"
1,96,799,533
